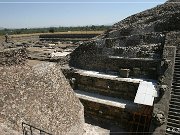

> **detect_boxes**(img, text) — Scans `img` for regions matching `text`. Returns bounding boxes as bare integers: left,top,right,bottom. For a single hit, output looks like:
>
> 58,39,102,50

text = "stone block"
119,68,130,78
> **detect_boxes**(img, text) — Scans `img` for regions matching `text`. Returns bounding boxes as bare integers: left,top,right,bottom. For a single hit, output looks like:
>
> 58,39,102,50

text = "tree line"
0,25,111,36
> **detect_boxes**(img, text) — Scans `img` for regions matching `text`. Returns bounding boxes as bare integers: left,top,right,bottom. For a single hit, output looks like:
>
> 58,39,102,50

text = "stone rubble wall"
69,32,164,79
0,48,28,66
111,2,180,36
62,69,139,101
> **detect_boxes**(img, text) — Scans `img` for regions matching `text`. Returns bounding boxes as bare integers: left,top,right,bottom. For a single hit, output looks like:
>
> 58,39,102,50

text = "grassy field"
0,31,104,43
8,31,104,38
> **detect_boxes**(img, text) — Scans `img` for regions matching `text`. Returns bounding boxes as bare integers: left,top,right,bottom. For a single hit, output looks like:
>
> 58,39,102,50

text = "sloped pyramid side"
0,62,84,135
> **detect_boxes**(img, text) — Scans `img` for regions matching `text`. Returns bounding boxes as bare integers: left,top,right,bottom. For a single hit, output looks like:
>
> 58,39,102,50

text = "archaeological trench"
0,0,180,134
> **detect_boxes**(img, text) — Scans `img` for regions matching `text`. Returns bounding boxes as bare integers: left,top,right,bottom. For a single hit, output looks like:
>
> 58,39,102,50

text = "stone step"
169,107,180,113
171,88,180,92
173,70,180,77
171,88,180,91
166,125,180,135
172,84,180,88
175,54,180,56
174,70,180,73
174,66,180,69
173,75,180,78
168,109,180,117
169,101,180,106
173,76,180,81
72,68,142,83
174,65,180,68
165,132,176,135
106,32,164,44
174,63,180,66
167,114,180,121
173,74,180,77
175,59,180,62
170,97,180,102
168,110,180,116
75,90,137,109
171,85,180,89
175,57,180,60
175,63,180,66
172,82,180,85
175,59,180,61
77,84,136,101
171,91,180,95
108,55,161,60
175,56,180,60
165,131,175,135
167,118,180,125
167,121,180,128
171,94,180,99
172,80,180,84
169,103,180,109
174,70,180,74
174,68,180,70
70,69,140,100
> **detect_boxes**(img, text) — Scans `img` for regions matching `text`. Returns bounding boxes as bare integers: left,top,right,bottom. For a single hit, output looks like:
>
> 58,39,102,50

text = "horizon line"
0,1,174,4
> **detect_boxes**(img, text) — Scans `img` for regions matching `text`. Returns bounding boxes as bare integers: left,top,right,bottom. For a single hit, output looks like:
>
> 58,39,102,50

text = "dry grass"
8,31,104,38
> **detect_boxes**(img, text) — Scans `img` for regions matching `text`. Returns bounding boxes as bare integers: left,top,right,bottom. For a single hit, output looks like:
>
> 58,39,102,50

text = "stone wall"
165,32,180,49
69,32,164,79
70,53,161,79
81,99,153,132
0,48,27,66
150,32,178,134
62,69,139,101
77,78,138,101
81,99,131,130
39,33,99,39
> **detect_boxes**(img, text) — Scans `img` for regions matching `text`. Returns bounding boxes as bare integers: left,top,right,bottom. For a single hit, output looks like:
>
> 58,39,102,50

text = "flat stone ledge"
74,68,155,83
75,90,137,109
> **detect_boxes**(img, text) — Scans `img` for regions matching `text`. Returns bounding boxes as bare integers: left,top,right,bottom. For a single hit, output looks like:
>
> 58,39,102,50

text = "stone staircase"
65,32,164,133
62,67,155,133
166,52,180,135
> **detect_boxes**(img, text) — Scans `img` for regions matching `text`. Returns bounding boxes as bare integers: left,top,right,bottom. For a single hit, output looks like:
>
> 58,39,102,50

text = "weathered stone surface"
111,1,180,36
68,1,180,134
0,48,27,66
0,62,84,135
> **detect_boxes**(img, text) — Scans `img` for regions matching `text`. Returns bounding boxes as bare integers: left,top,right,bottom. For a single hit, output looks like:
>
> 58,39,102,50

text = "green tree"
49,27,55,33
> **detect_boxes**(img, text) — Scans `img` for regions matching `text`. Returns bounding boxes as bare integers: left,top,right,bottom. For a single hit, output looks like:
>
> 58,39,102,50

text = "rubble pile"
0,48,27,66
0,48,84,135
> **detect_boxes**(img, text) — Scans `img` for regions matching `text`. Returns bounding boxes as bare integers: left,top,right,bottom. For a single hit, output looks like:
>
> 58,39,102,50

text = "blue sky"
0,0,166,28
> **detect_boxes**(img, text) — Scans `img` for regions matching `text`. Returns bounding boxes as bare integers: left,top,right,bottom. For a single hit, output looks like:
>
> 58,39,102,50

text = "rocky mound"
104,0,180,37
0,48,27,66
0,48,84,135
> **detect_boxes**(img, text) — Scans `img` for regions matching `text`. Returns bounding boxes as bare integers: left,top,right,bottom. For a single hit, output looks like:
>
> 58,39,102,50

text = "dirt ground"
83,123,110,135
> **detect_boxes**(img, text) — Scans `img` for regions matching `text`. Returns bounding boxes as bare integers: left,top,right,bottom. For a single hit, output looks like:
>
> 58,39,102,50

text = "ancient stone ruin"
62,0,180,134
0,0,180,135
